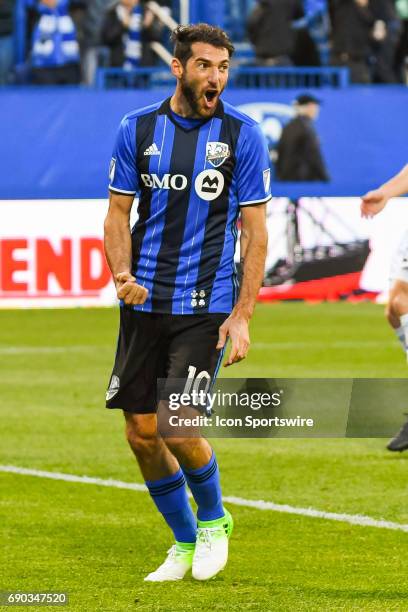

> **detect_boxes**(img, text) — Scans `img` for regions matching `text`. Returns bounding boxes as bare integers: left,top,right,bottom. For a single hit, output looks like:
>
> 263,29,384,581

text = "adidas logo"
144,143,161,156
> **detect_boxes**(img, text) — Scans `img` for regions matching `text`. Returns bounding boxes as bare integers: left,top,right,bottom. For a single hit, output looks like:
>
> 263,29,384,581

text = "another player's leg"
124,414,197,581
385,280,408,451
387,280,408,358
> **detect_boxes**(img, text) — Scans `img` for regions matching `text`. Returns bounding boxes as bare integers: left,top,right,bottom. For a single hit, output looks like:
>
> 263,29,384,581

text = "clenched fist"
115,272,149,305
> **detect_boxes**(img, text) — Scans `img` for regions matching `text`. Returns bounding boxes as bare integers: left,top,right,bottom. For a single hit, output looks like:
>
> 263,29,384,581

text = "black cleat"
387,417,408,452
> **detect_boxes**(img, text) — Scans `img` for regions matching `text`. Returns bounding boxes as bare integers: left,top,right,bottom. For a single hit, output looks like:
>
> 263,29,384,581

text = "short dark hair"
171,23,235,66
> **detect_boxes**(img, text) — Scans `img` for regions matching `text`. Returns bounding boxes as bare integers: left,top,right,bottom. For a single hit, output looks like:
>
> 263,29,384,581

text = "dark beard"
180,77,201,117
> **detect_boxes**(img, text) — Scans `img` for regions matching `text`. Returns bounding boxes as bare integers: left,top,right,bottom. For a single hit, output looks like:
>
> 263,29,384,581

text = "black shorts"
106,308,228,413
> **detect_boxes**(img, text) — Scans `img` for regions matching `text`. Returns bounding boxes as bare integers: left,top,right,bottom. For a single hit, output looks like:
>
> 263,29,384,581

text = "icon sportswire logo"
144,143,161,156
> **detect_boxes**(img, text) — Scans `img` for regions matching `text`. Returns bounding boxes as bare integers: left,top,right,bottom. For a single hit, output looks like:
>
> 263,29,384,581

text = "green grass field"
1,303,408,611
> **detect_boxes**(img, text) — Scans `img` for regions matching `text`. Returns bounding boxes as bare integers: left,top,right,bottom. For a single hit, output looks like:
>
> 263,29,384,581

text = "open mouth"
204,90,218,107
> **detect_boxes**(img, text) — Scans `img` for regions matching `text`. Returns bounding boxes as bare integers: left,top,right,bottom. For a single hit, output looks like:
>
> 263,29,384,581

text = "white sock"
395,325,406,351
399,313,408,356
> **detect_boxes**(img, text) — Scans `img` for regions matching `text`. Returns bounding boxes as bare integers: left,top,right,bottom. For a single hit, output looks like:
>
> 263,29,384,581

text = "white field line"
1,464,407,534
252,340,395,350
0,346,101,355
0,340,394,355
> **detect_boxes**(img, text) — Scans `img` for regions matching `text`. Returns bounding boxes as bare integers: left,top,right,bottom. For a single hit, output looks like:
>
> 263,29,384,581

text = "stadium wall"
0,86,407,199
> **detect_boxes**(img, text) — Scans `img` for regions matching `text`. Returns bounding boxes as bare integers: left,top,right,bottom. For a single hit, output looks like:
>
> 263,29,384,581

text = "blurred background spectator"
246,0,304,66
140,0,168,66
101,0,164,68
395,0,408,81
329,0,375,83
2,0,408,86
370,0,402,82
292,0,329,66
77,0,111,85
276,93,329,182
0,0,15,84
30,0,81,84
101,0,142,68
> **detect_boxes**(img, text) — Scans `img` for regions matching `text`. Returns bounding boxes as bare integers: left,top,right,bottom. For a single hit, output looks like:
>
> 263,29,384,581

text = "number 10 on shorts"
183,365,211,398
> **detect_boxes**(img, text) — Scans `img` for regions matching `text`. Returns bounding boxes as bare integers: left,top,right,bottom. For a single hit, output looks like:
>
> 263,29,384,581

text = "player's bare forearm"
361,164,408,218
233,205,268,320
217,205,268,366
104,192,148,305
380,164,408,199
104,192,133,278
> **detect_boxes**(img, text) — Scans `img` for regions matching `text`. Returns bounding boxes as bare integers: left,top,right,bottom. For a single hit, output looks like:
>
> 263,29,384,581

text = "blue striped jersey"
109,98,272,315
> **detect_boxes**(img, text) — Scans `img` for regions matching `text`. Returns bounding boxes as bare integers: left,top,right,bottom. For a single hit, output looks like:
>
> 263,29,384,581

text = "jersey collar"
159,97,224,131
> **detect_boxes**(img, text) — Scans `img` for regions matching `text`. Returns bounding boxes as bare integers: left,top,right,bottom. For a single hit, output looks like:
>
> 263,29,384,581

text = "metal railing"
230,66,349,88
145,1,178,66
95,66,350,90
95,67,173,90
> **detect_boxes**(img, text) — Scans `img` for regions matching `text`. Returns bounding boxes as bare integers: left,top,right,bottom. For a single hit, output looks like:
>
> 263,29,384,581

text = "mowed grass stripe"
0,340,396,354
2,465,408,534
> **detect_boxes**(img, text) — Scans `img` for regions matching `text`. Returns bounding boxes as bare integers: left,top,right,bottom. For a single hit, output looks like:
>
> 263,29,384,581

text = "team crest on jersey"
206,142,230,168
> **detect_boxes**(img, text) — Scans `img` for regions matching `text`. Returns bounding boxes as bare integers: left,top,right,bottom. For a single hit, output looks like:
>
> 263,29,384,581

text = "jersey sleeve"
109,116,139,196
235,123,272,207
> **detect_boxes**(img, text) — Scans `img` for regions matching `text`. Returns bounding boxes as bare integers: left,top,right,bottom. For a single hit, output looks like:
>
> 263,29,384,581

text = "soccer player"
104,24,271,581
361,164,408,451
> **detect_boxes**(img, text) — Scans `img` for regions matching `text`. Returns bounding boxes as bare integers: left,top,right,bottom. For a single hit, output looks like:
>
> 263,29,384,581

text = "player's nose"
208,68,220,85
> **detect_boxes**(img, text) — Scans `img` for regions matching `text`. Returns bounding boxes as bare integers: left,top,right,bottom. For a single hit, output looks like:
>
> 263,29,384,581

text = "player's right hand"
115,272,148,305
360,189,388,218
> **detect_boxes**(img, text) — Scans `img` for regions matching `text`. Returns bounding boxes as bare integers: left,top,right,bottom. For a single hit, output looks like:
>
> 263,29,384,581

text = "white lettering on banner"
140,174,188,190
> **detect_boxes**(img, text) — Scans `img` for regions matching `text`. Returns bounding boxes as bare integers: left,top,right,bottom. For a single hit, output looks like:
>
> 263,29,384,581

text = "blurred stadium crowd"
0,0,407,86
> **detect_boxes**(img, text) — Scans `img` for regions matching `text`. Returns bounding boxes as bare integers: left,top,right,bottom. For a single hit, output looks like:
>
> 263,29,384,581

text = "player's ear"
171,57,183,80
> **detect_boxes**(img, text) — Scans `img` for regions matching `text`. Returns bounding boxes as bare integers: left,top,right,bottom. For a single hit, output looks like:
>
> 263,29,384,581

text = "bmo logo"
141,173,188,190
195,170,224,201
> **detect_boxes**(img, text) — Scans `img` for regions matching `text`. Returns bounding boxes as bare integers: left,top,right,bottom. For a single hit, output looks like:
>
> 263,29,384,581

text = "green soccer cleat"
144,544,195,582
192,508,234,581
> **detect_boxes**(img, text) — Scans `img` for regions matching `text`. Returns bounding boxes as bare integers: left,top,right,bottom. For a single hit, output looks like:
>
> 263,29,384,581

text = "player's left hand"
217,315,250,367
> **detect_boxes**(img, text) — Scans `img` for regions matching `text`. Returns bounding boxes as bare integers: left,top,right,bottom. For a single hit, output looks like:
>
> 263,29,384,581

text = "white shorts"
390,229,408,284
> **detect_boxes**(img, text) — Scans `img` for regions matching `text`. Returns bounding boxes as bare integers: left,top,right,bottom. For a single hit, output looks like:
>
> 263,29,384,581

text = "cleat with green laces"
192,508,233,581
144,543,195,582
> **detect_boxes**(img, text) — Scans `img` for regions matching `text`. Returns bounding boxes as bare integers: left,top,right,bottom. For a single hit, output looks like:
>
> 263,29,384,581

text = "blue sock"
183,452,224,522
145,469,197,544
